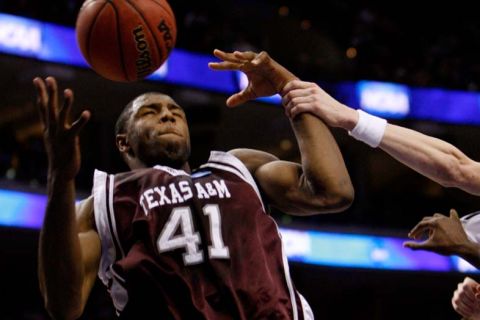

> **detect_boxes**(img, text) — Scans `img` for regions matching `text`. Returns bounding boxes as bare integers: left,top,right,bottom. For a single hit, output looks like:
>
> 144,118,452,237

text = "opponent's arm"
282,80,480,195
211,50,353,215
403,209,480,268
35,77,100,319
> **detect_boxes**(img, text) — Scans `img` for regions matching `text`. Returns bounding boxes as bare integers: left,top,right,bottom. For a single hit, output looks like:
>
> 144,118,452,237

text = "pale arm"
282,80,480,195
380,124,480,195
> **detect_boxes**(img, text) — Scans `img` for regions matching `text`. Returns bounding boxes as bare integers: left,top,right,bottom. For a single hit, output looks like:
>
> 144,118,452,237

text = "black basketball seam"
124,0,164,70
108,1,130,82
149,0,175,19
85,0,109,66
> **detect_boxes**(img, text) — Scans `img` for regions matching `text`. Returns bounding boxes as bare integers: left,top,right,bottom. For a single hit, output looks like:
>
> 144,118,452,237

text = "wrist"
338,104,359,130
272,62,298,93
348,109,387,148
48,168,76,184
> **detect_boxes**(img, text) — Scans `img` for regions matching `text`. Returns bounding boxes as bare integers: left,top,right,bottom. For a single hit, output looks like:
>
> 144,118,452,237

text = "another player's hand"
208,49,297,107
403,209,471,256
452,277,480,319
281,80,358,125
34,77,90,181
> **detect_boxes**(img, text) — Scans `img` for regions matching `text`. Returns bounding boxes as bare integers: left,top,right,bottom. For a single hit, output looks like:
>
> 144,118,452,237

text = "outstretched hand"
208,49,297,107
403,209,471,256
34,77,90,181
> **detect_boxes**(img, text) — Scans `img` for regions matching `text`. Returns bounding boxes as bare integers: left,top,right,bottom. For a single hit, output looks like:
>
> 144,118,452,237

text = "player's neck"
128,159,190,173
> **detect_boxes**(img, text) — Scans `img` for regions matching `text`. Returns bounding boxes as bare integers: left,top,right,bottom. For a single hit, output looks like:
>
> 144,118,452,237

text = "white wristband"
348,110,387,148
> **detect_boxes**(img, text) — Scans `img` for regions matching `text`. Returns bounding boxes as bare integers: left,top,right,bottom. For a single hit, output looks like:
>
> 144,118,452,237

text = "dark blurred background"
1,0,480,319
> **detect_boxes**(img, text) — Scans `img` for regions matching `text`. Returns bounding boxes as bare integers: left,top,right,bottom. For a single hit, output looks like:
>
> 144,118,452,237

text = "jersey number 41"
157,204,230,265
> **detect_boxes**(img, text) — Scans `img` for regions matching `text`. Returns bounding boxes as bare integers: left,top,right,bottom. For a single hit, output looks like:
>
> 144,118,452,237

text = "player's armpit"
228,148,279,174
255,160,353,216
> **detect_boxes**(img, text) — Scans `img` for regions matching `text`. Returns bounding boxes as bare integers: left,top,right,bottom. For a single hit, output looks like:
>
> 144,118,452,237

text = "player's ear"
116,134,131,154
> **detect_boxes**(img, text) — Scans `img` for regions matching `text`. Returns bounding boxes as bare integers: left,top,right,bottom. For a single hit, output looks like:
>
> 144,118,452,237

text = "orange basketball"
75,0,176,82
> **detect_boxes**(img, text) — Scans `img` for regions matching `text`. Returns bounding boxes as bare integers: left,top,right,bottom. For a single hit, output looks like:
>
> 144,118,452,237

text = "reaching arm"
35,77,100,319
210,50,353,215
282,80,480,195
379,125,480,194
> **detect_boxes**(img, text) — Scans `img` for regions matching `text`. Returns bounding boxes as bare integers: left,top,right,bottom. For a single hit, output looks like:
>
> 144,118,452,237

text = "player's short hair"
115,99,135,136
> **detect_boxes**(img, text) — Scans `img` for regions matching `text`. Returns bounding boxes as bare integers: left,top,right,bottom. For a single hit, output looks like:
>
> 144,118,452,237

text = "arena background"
1,0,480,319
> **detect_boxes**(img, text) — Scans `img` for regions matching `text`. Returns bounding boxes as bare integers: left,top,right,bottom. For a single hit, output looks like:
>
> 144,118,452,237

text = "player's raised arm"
210,50,353,215
34,77,100,319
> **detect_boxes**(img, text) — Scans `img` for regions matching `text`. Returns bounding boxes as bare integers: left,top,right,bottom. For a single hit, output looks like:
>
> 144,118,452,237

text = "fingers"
407,220,432,239
33,77,48,126
453,279,480,318
71,110,91,135
284,98,314,118
59,89,74,127
450,208,460,220
281,88,314,106
281,79,316,96
208,61,242,71
209,50,258,71
226,90,255,108
233,50,257,61
403,239,431,251
45,77,59,128
213,49,244,63
33,77,86,132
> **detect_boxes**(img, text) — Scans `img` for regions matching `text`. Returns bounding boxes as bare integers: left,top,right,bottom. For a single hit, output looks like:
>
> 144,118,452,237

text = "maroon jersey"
93,151,313,319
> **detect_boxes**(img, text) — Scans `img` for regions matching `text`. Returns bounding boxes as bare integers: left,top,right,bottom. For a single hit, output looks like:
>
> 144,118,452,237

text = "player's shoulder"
227,148,279,174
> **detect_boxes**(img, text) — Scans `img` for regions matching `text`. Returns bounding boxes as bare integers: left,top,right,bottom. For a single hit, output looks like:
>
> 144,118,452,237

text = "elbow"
303,183,354,215
42,291,84,320
324,185,354,212
45,301,83,320
323,176,355,211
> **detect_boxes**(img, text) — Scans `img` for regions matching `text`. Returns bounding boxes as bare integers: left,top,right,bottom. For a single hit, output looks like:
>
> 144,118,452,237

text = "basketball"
75,0,176,82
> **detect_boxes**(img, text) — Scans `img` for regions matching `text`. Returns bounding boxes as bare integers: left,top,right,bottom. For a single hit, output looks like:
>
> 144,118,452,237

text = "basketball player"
280,79,480,318
36,50,354,319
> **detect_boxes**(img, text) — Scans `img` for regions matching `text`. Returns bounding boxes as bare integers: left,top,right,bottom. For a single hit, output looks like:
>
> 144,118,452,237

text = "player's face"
127,93,191,168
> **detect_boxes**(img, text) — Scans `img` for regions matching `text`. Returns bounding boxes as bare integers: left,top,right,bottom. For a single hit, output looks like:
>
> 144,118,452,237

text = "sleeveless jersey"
462,211,480,243
93,151,313,319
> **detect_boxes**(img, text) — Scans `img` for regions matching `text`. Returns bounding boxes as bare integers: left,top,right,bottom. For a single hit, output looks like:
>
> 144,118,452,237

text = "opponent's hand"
403,209,471,256
208,49,297,107
34,77,90,181
452,277,480,319
281,80,358,126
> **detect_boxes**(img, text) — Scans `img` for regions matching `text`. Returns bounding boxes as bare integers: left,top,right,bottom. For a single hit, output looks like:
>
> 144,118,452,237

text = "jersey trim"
107,174,125,258
461,210,480,243
93,170,124,284
93,170,116,286
201,151,265,211
154,164,190,176
276,217,299,320
299,293,314,320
